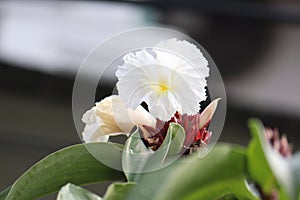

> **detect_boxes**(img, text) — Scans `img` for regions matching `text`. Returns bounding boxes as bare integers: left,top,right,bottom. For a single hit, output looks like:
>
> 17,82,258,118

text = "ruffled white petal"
154,40,208,110
117,63,202,120
154,38,209,77
116,49,157,80
116,38,209,121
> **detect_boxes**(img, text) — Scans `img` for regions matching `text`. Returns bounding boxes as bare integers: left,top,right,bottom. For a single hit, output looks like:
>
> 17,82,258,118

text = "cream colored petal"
199,98,221,129
82,95,155,143
128,106,156,128
81,107,110,143
110,95,156,133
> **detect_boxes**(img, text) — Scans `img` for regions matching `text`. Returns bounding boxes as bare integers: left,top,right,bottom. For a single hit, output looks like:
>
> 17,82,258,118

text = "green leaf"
0,187,11,200
103,182,135,200
247,119,296,200
125,143,258,200
143,123,185,171
122,128,154,182
247,119,277,193
122,123,185,181
154,123,185,161
182,178,257,200
5,142,125,200
57,183,102,200
289,152,300,199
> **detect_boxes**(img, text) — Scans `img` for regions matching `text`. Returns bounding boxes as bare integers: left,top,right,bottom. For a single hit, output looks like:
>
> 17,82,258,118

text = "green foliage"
125,144,258,200
0,187,11,200
3,118,300,200
247,119,278,193
122,128,154,182
103,182,135,200
57,183,102,200
143,123,185,171
4,143,125,200
290,153,300,191
122,123,185,181
247,119,297,200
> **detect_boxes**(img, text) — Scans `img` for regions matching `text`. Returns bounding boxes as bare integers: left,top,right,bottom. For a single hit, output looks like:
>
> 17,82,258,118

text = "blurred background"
1,0,300,199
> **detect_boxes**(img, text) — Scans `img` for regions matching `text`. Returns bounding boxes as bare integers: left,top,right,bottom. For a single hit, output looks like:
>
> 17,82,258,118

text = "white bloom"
154,38,209,77
116,38,209,121
82,95,156,143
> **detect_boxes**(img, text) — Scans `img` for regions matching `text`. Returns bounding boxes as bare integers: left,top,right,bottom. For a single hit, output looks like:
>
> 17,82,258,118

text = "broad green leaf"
182,179,258,200
218,194,239,200
5,142,125,200
0,186,11,200
125,144,257,200
247,119,296,200
122,128,154,182
57,183,102,200
103,182,135,200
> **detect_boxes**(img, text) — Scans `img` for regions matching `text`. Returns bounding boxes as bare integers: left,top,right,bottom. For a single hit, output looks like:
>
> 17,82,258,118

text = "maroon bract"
264,128,292,158
141,112,211,152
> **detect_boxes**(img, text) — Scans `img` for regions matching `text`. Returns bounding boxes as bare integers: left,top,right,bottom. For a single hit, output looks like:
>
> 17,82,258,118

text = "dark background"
1,1,300,199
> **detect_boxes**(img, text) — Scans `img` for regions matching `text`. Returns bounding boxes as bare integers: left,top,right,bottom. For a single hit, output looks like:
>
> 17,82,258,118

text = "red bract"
141,99,220,152
264,128,292,158
141,112,211,151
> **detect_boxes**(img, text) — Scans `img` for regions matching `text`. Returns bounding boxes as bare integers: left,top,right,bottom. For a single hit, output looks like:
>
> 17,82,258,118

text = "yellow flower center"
159,84,168,92
151,81,170,94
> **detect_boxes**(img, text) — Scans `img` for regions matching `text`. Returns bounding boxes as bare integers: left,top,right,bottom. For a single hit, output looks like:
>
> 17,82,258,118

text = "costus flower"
257,128,293,200
82,95,156,142
116,38,209,121
248,121,295,200
141,99,220,152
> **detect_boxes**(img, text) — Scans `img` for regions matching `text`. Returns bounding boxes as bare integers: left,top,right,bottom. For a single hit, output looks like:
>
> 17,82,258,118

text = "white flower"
81,95,156,143
154,38,209,78
116,38,209,121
